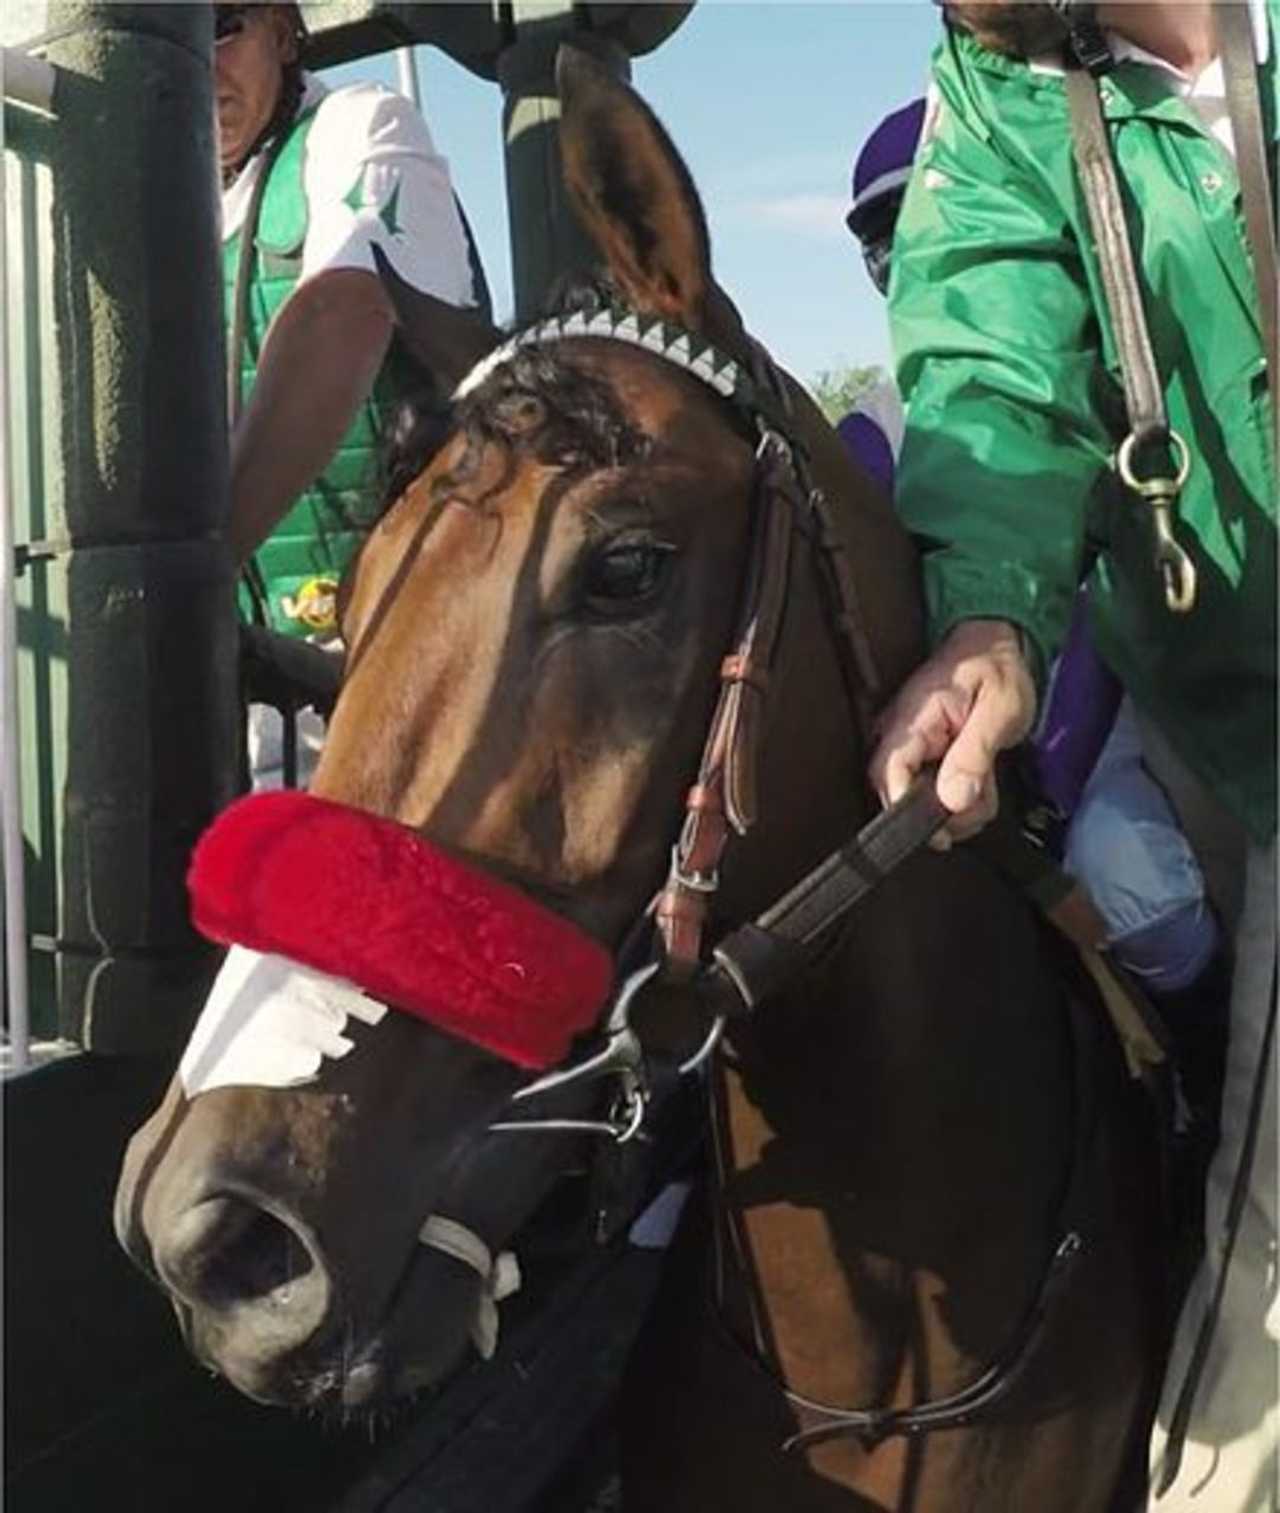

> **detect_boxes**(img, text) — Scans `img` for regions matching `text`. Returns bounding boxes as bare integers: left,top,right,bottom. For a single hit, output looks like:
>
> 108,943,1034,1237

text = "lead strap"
1064,66,1197,614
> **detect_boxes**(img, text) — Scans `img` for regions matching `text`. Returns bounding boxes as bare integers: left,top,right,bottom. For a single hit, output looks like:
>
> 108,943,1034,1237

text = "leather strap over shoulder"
1064,65,1198,613
1064,68,1166,445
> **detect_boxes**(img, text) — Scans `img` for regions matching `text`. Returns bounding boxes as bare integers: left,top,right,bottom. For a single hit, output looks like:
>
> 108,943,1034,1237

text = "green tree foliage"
807,363,887,425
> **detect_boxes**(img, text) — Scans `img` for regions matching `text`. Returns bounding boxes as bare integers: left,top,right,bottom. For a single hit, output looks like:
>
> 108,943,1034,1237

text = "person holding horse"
866,2,1276,1506
843,100,1224,1092
215,1,487,784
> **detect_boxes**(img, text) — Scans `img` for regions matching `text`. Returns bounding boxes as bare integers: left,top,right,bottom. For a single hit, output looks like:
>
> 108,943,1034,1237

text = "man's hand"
868,618,1036,847
229,267,395,564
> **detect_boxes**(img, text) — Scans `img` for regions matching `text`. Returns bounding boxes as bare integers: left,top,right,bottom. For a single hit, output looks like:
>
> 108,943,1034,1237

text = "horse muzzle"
118,1135,487,1410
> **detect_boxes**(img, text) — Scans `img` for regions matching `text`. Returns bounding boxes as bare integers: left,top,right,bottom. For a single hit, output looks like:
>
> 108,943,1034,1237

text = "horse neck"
702,418,1080,1424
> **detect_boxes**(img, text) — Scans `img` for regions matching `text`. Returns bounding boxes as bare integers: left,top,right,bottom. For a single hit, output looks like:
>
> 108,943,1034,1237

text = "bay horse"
115,48,1164,1512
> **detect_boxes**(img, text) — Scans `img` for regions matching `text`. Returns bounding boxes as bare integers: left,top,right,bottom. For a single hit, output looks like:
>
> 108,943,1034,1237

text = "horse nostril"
159,1195,322,1315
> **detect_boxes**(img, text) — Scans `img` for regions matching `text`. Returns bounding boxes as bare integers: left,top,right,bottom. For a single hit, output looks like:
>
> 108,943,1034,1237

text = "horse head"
114,48,923,1413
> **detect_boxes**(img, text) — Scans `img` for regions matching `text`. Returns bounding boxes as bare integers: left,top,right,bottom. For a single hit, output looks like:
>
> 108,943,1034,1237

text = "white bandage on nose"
180,946,388,1096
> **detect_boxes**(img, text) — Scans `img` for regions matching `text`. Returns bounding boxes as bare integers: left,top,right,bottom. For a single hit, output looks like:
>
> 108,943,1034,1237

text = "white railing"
2,46,60,1072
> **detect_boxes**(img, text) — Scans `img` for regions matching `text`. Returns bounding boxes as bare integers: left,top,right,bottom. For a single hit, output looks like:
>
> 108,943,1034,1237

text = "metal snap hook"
670,844,720,896
1151,506,1198,614
1115,430,1197,614
678,1013,726,1075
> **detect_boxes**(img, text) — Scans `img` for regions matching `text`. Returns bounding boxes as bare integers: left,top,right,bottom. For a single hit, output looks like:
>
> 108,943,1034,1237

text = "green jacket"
224,108,416,639
890,11,1277,840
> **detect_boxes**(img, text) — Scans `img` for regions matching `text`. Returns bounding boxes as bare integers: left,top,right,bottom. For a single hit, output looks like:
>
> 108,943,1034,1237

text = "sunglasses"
214,6,253,43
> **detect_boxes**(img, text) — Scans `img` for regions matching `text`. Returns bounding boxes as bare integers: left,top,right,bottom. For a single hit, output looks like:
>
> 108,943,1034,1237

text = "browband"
453,303,782,433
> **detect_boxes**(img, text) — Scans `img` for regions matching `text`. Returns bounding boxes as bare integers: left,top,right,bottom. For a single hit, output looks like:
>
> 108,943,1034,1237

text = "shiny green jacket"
890,12,1277,839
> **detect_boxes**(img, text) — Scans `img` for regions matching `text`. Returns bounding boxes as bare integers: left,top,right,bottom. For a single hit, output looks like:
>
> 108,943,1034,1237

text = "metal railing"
2,47,59,1073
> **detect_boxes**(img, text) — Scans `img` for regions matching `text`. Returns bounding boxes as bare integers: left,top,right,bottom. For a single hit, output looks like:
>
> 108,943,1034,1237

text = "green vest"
223,107,415,638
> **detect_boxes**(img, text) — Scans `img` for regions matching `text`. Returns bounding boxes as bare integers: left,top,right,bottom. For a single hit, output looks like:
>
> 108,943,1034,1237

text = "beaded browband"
452,304,787,434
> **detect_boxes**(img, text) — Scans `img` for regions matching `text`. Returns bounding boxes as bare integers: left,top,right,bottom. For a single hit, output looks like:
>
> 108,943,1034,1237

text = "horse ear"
556,44,717,332
371,246,501,395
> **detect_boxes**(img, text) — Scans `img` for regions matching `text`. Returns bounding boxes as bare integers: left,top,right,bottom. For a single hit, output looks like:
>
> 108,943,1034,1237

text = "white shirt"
1027,0,1269,161
222,75,475,307
1108,0,1269,160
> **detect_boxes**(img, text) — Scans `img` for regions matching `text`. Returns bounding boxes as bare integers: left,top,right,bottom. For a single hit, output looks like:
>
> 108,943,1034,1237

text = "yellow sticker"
282,576,339,633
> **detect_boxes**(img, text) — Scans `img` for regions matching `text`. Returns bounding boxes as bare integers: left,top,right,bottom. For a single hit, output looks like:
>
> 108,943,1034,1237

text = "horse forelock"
378,271,771,533
436,344,655,511
381,279,650,520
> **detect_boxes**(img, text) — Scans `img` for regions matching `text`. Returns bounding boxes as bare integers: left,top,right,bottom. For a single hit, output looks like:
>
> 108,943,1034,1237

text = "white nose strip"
180,946,388,1096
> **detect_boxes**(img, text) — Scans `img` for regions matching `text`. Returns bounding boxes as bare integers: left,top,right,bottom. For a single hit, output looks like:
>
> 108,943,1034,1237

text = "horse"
115,48,1166,1512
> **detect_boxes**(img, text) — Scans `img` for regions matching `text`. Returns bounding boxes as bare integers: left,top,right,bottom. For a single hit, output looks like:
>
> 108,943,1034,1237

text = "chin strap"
417,1215,522,1361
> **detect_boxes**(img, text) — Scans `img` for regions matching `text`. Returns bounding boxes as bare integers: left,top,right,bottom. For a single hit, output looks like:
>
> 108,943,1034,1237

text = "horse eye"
582,540,675,611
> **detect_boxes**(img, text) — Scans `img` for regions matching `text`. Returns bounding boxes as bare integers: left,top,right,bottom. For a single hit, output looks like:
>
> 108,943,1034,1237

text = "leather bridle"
441,306,1087,1449
455,301,899,1141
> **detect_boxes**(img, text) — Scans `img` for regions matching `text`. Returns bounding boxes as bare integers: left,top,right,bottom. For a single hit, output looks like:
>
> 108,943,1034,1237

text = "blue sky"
329,2,942,388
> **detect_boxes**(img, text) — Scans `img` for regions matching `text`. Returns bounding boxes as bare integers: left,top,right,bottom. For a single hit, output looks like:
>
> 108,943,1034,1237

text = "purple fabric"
836,411,896,492
1030,595,1124,818
848,98,926,231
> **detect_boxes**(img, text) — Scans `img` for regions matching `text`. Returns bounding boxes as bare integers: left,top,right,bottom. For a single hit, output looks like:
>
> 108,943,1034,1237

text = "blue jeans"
1064,700,1219,995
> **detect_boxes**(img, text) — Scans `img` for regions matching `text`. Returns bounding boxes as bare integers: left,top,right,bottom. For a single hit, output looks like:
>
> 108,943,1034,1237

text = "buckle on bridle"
670,845,720,895
754,424,792,469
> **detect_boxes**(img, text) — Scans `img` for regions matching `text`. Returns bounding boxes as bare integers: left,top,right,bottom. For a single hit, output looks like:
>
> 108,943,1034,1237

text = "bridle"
429,303,1087,1449
456,301,891,1144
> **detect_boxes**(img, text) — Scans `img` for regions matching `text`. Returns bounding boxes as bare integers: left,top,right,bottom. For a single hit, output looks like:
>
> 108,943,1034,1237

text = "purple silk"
1030,596,1123,819
836,411,896,493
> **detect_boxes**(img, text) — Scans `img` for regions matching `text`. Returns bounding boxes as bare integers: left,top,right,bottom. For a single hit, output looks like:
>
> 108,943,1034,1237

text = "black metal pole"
36,3,238,1052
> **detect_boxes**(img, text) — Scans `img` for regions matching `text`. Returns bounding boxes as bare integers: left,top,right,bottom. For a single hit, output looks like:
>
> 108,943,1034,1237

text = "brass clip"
1116,431,1196,614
